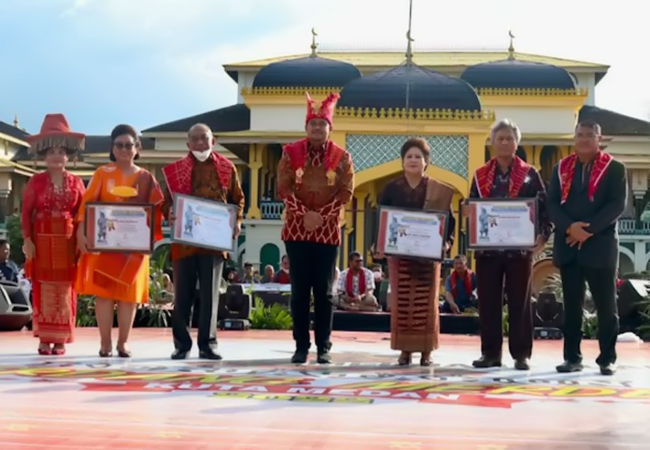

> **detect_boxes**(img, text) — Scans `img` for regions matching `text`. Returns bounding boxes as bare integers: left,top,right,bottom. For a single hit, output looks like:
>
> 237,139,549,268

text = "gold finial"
310,28,318,57
508,30,515,60
12,114,19,128
405,0,414,64
405,30,414,64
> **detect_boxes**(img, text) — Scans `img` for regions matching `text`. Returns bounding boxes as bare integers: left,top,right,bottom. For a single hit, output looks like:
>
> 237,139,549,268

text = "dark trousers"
476,255,533,360
285,241,338,351
559,262,619,366
172,254,224,351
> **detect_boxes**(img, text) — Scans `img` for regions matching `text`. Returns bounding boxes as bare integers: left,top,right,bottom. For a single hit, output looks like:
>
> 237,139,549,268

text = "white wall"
241,220,284,268
490,106,578,134
250,105,306,132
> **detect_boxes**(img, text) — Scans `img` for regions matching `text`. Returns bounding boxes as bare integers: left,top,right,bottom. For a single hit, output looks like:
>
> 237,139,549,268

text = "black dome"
252,56,361,88
460,60,576,90
338,64,481,111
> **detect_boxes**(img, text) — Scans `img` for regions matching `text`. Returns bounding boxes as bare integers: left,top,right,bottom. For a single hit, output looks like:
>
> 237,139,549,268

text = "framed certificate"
375,206,449,261
466,198,538,250
85,202,155,253
171,194,237,253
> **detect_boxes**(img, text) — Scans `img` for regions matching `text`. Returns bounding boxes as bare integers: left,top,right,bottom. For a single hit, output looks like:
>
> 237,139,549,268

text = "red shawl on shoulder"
558,151,613,204
474,156,530,198
162,151,233,195
283,138,345,185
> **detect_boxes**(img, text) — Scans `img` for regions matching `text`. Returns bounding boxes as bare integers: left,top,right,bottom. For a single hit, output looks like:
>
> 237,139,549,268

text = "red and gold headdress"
305,92,340,127
26,113,85,156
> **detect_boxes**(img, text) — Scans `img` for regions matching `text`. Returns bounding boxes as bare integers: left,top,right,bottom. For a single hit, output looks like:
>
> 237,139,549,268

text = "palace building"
2,34,650,274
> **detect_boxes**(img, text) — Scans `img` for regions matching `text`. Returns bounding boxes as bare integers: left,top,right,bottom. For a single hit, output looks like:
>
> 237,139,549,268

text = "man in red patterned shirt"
277,92,355,364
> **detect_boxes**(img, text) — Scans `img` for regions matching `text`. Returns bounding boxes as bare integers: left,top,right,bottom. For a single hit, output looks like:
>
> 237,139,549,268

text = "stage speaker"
218,284,252,320
0,281,33,332
618,279,649,318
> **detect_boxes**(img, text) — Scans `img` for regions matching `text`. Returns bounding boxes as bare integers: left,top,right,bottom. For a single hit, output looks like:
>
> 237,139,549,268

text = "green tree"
5,214,24,265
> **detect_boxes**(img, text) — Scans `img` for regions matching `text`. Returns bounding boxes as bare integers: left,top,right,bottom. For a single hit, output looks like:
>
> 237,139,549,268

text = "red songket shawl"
558,151,613,204
450,270,473,298
474,156,530,198
162,152,233,195
283,138,345,186
346,269,366,297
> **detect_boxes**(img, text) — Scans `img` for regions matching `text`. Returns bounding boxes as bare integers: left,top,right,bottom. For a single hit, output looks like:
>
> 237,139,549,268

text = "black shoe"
317,348,332,364
514,358,530,370
556,360,583,373
599,363,616,376
171,349,190,360
199,348,223,360
291,349,309,364
472,356,502,368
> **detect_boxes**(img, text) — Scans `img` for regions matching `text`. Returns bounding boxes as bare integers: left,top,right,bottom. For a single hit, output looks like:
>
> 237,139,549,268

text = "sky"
0,0,648,135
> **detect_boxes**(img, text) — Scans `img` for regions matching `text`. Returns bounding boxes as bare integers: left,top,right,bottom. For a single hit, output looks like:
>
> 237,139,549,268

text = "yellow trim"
225,51,609,70
217,130,304,138
0,132,29,147
0,159,36,176
355,160,467,199
477,88,588,97
247,144,263,219
242,87,340,96
354,191,367,261
336,107,495,122
480,93,587,108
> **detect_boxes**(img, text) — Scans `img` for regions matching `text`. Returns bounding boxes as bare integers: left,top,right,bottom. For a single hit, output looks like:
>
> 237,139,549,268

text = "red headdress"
305,92,340,127
26,113,85,155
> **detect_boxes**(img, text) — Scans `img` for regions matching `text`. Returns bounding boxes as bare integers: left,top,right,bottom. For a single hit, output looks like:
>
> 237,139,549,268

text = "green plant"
5,214,25,265
582,311,598,339
76,295,97,327
249,296,293,330
145,249,172,327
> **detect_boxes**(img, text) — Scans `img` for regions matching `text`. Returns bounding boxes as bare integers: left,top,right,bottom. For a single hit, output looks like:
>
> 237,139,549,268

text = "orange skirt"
75,252,150,303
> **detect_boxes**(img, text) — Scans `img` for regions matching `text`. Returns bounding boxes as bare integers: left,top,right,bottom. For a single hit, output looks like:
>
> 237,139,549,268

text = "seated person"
0,240,19,283
337,251,379,311
441,254,477,313
261,265,275,283
273,255,291,284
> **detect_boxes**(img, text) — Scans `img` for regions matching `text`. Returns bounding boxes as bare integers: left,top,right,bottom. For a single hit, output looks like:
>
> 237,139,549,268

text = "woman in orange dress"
76,124,164,358
21,114,86,355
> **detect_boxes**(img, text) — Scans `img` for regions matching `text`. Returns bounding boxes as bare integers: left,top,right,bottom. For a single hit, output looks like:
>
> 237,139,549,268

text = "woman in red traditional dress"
22,114,86,355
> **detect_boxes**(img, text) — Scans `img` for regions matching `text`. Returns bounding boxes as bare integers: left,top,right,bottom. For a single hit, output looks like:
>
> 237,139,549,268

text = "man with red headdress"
469,119,552,371
548,120,626,376
277,92,355,364
162,123,245,361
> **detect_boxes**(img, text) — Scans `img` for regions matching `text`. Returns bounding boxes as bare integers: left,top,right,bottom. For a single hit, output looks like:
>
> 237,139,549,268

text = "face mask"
192,149,212,162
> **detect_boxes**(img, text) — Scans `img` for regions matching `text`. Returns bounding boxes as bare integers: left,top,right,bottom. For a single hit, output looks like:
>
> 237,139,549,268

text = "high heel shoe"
116,346,132,358
38,344,52,355
52,345,66,356
420,352,432,367
398,351,412,366
99,349,112,358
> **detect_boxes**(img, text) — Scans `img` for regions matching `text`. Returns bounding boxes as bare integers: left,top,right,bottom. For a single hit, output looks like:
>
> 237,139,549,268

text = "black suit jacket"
547,158,627,269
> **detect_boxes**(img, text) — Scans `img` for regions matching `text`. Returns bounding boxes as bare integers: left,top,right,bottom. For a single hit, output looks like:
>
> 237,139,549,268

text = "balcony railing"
260,201,285,219
618,219,650,235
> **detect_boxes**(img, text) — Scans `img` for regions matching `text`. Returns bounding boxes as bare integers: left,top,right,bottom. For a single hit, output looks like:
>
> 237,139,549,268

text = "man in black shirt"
547,120,626,376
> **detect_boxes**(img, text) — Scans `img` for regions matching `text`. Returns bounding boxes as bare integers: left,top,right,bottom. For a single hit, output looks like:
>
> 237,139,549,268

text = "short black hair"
349,251,362,261
400,137,431,161
109,124,141,162
0,239,8,247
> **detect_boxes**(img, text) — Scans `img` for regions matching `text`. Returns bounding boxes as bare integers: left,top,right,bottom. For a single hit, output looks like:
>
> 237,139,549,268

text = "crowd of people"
17,90,625,375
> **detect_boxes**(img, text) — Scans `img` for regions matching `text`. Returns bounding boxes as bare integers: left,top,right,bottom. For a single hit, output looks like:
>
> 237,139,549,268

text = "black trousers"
285,241,338,351
172,254,224,351
475,255,533,360
559,262,619,366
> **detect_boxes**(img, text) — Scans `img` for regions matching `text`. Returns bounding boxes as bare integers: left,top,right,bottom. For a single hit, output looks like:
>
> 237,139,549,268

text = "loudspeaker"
0,281,32,332
218,284,252,320
618,279,649,318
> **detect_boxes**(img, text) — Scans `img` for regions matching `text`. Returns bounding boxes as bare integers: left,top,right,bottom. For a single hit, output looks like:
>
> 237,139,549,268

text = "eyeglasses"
114,142,136,150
